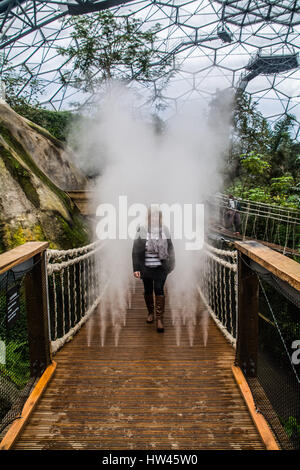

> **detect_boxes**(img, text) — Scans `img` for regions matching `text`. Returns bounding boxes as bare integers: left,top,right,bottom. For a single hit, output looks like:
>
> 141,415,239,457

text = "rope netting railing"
46,241,106,354
198,242,238,348
212,193,300,255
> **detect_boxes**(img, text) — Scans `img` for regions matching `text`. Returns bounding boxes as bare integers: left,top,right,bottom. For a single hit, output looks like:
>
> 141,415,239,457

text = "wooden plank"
232,365,280,450
13,283,264,450
0,361,57,450
235,240,300,291
0,241,49,275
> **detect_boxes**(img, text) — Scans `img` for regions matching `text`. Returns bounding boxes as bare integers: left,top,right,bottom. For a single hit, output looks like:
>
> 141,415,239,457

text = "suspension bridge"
0,200,299,450
0,0,299,454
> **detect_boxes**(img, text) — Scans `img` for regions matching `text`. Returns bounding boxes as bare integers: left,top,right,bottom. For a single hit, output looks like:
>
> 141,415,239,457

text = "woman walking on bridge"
132,207,175,333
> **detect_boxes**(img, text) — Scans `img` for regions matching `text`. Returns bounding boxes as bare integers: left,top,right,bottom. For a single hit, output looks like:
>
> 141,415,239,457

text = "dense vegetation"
226,91,300,209
12,104,77,143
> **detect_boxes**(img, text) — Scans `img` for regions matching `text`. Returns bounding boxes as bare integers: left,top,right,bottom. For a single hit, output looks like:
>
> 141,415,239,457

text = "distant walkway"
14,282,263,450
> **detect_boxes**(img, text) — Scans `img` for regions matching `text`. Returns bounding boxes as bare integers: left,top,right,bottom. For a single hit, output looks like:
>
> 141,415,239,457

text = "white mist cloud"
70,82,233,346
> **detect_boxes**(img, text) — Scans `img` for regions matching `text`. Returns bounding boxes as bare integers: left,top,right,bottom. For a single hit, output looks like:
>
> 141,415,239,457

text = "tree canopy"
57,11,172,93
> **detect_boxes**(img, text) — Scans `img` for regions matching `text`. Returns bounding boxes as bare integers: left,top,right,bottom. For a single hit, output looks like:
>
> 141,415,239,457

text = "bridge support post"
24,244,52,378
235,251,259,377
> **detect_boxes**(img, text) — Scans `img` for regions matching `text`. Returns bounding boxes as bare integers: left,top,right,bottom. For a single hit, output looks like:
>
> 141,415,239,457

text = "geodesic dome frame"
0,1,299,136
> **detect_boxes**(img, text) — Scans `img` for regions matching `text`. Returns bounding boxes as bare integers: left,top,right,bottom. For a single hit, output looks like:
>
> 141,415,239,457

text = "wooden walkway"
14,282,264,450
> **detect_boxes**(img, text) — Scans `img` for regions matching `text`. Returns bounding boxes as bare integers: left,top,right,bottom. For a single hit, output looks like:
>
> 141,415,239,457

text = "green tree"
224,90,272,186
232,90,272,158
225,89,299,204
240,151,271,177
270,176,295,196
269,115,300,180
57,11,172,93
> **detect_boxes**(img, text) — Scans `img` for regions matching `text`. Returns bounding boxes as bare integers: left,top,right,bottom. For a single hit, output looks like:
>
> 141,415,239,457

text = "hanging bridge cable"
198,242,238,348
283,211,291,256
214,194,300,256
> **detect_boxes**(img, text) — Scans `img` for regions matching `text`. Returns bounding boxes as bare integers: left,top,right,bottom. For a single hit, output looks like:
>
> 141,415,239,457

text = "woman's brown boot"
144,293,154,323
155,295,165,333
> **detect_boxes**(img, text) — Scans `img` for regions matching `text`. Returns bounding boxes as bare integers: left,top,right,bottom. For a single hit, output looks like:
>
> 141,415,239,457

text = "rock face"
0,102,86,190
0,101,91,252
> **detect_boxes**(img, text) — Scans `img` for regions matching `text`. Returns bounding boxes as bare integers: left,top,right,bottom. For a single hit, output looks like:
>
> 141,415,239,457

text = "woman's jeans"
142,268,167,296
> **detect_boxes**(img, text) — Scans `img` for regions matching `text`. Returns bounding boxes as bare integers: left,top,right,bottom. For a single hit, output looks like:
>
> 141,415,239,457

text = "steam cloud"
70,83,233,347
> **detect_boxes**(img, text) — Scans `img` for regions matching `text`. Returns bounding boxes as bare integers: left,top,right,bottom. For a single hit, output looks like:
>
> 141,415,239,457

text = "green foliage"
2,225,46,253
0,341,30,389
282,416,300,440
269,115,300,180
0,285,30,390
227,91,300,210
12,104,77,142
57,10,172,93
285,194,300,209
53,212,90,249
240,151,271,176
232,91,272,157
227,180,300,209
246,187,271,202
270,176,294,195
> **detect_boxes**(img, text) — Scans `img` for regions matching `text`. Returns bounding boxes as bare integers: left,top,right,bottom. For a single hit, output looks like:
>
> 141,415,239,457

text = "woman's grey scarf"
139,225,169,260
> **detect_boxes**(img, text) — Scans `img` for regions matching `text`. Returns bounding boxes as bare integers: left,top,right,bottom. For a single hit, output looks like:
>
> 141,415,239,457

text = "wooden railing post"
235,250,259,377
24,246,51,377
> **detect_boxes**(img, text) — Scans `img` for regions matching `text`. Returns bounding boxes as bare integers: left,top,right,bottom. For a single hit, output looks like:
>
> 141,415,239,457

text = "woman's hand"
134,271,140,278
